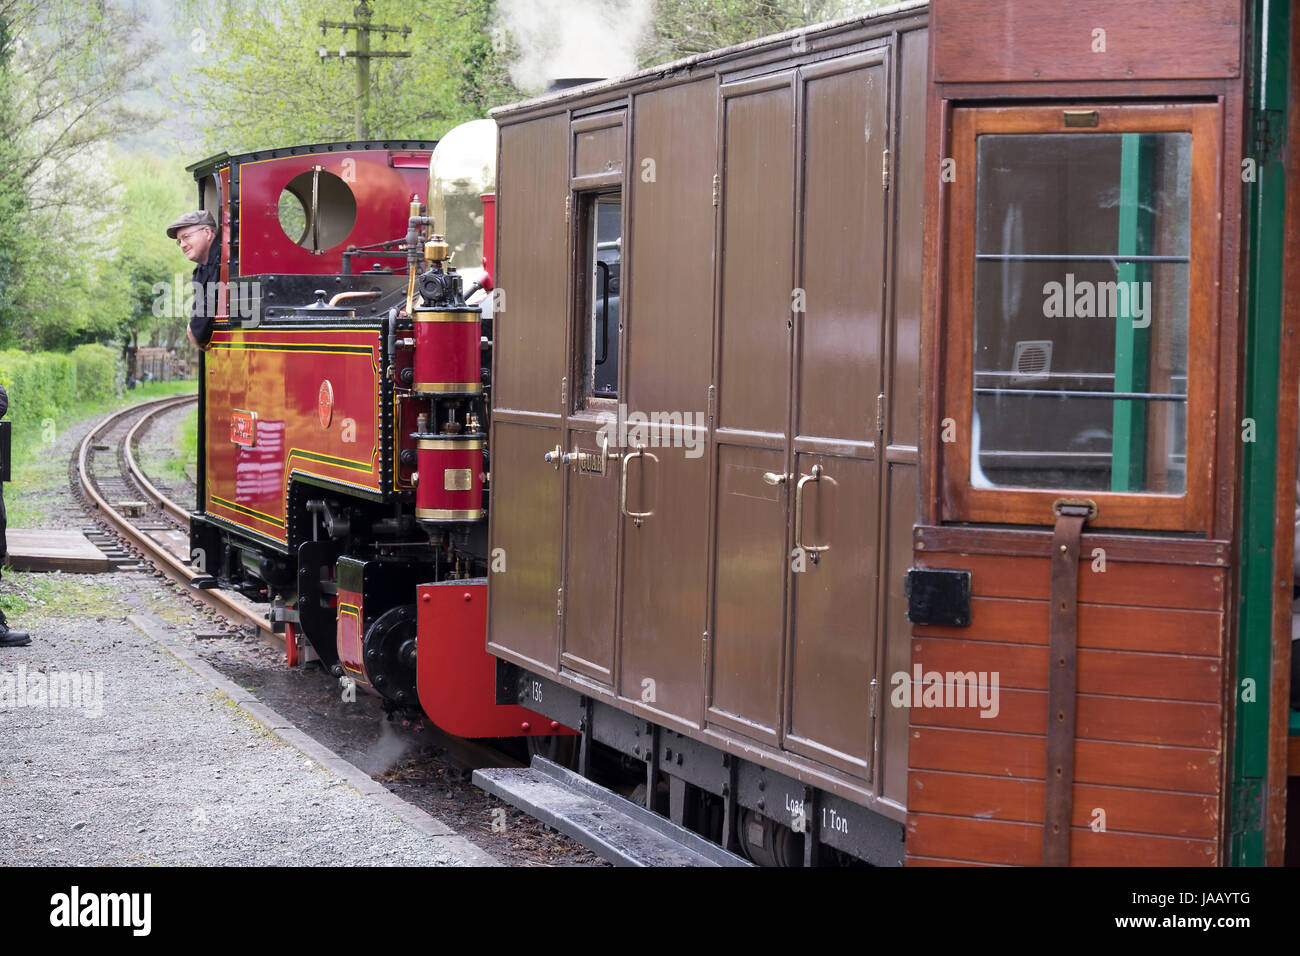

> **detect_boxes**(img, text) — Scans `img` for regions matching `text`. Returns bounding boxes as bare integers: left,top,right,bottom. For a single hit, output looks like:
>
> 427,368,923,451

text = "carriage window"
576,192,622,403
972,132,1191,493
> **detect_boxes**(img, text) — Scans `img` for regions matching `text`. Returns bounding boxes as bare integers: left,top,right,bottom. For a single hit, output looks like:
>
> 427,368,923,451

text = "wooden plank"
907,687,1221,748
5,529,113,574
910,727,1221,793
912,637,1222,702
916,552,1225,611
1289,736,1300,777
906,813,1216,866
932,0,1241,84
916,596,1223,656
914,525,1229,567
908,770,1219,838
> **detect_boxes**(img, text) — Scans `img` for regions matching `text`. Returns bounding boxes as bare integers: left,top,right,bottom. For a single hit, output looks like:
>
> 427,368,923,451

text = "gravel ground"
0,398,605,867
187,620,606,866
0,573,487,866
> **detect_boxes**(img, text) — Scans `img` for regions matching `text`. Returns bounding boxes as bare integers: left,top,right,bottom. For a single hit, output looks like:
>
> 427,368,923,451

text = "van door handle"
794,464,835,557
620,447,658,526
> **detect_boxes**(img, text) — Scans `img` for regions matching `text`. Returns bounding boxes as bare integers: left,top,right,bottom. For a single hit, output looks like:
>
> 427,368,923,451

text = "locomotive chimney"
544,77,605,94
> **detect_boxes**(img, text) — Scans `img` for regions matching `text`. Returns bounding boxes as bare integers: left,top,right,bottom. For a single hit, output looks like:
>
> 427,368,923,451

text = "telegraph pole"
318,1,411,140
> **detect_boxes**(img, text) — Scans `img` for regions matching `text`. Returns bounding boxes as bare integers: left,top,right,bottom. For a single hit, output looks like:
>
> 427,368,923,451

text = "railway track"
76,393,275,637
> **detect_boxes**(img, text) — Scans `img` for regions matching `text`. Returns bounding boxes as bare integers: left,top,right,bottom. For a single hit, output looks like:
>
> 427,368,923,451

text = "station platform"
0,597,493,866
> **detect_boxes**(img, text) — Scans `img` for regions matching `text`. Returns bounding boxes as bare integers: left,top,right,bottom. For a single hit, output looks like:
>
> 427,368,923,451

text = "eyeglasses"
176,227,211,246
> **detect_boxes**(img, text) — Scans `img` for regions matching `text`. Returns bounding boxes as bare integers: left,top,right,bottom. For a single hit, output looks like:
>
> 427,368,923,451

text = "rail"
76,394,275,637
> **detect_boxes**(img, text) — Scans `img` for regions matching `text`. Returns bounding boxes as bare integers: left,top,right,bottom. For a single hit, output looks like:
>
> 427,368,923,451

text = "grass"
5,379,198,527
161,406,199,485
0,570,125,620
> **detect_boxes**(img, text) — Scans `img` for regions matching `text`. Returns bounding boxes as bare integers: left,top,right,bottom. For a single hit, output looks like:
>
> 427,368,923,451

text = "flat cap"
166,209,216,239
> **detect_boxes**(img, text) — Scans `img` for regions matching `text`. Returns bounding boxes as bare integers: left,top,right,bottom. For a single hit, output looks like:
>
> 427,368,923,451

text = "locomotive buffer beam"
474,758,751,868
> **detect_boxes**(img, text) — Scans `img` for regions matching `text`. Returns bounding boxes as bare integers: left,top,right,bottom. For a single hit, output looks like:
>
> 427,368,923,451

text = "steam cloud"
358,716,416,776
495,0,655,93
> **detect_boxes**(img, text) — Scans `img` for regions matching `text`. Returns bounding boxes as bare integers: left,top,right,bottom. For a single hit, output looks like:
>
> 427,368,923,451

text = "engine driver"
166,209,220,349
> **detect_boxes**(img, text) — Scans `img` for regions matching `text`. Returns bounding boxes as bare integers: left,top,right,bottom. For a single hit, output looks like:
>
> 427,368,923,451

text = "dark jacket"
189,239,222,347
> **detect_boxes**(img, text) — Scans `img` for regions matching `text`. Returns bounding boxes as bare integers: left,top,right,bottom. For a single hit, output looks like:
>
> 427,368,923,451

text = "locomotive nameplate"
230,409,257,448
444,468,472,491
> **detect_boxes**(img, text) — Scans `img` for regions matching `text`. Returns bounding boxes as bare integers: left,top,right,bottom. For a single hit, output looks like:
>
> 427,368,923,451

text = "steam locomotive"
186,0,1300,867
186,121,555,739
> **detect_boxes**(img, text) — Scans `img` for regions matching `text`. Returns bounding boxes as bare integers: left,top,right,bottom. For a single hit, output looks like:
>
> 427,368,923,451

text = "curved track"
76,394,275,637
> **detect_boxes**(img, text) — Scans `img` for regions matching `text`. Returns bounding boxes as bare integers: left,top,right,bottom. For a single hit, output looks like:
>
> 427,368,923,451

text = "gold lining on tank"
412,381,482,393
417,438,485,451
415,507,485,521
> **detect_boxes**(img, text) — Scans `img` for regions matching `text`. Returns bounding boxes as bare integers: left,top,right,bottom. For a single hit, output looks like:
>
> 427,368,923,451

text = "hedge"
0,345,123,424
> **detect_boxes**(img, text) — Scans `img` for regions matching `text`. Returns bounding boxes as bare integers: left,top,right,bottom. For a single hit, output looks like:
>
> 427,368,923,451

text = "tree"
0,11,30,338
171,0,520,154
0,0,161,348
111,152,195,350
643,0,887,62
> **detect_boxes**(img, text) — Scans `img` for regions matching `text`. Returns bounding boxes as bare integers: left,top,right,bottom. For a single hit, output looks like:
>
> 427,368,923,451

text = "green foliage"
643,0,889,60
70,343,121,405
173,0,521,154
0,349,77,421
0,0,161,349
0,346,123,421
112,152,197,348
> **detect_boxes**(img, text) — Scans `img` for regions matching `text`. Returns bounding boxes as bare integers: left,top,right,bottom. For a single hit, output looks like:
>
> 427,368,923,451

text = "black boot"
0,609,29,647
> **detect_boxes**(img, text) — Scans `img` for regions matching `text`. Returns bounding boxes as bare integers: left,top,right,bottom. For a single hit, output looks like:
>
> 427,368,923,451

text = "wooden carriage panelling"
912,0,1248,865
488,5,930,829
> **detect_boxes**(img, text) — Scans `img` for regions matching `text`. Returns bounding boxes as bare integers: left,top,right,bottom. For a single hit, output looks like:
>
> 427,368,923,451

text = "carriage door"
709,52,890,778
557,111,626,686
616,80,717,726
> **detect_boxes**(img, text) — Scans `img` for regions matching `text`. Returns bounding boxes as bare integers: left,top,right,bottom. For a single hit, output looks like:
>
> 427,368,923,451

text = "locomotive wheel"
363,604,420,710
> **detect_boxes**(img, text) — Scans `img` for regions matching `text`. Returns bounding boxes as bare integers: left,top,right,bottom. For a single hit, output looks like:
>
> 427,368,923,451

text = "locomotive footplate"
492,663,905,867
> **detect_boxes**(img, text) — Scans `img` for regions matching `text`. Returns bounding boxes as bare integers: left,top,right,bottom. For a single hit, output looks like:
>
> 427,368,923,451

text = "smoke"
357,716,416,776
495,0,655,93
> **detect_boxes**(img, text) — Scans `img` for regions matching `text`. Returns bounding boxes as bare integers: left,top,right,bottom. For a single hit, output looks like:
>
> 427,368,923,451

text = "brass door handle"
763,471,787,486
543,445,563,470
794,464,833,555
620,447,658,526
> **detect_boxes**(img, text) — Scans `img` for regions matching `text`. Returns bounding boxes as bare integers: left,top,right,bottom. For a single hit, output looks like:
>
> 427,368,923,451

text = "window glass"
579,194,621,401
972,132,1191,493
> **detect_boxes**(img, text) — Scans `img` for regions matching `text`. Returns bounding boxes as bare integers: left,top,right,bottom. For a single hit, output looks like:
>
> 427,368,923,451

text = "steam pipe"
329,291,382,306
406,195,432,316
